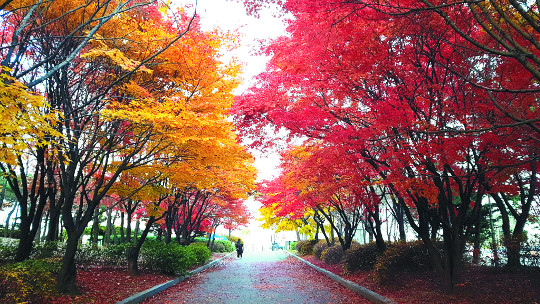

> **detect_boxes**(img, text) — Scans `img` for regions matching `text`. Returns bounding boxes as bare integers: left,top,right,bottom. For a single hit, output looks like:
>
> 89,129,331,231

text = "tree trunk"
91,207,100,248
370,206,387,251
4,201,18,238
104,209,112,245
126,204,133,243
472,205,482,265
157,227,162,241
505,235,522,267
120,211,125,243
112,212,119,244
440,228,464,294
314,222,320,242
0,178,6,210
394,199,406,241
46,208,61,242
56,232,81,294
14,233,34,262
134,218,140,243
34,219,42,243
127,217,155,275
41,211,49,241
10,206,19,237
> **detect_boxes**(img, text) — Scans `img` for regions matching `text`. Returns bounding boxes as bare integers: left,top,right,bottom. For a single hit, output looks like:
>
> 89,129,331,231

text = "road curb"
284,251,396,304
116,251,235,304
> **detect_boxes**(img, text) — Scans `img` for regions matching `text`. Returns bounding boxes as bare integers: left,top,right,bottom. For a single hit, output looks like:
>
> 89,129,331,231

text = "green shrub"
210,241,225,253
0,229,21,239
290,241,297,251
296,240,317,256
313,241,330,260
188,242,212,265
0,240,17,262
373,240,433,283
141,240,197,275
75,244,103,267
210,240,234,253
342,242,381,273
102,243,132,266
32,241,63,259
0,258,61,303
321,244,344,264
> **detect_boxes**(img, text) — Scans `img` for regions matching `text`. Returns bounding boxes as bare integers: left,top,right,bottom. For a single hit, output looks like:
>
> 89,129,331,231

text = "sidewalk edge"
116,251,235,304
284,251,396,304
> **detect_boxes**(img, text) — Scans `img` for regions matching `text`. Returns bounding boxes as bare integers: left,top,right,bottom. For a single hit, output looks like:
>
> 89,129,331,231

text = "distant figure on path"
236,239,244,258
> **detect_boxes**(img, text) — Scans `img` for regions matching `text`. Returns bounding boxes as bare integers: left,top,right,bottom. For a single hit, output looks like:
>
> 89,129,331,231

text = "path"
144,250,370,304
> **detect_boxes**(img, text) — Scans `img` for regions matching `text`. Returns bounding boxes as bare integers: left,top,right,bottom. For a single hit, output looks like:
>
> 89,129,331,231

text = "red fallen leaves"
302,255,540,304
277,258,372,304
44,267,173,304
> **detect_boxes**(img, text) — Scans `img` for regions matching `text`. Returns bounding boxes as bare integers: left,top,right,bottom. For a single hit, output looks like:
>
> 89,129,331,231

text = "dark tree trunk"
367,205,387,251
314,210,332,246
4,201,18,238
488,162,536,267
14,233,34,262
45,162,62,242
127,216,155,275
56,232,81,294
126,211,132,243
120,211,125,243
41,211,49,241
134,218,140,243
393,198,406,241
505,235,522,267
91,206,100,248
104,209,112,245
472,205,482,265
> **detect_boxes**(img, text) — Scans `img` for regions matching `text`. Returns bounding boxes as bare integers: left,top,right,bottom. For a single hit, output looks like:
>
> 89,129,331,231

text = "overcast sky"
193,0,287,182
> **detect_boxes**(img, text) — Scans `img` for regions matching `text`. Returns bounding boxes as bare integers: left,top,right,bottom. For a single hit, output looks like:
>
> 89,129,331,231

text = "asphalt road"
145,250,371,304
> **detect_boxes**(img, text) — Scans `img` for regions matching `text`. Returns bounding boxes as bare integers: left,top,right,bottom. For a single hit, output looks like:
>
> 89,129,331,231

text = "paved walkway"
144,250,370,304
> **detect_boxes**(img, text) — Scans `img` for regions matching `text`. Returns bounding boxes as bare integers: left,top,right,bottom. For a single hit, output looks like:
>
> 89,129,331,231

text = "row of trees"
233,0,539,293
0,0,255,293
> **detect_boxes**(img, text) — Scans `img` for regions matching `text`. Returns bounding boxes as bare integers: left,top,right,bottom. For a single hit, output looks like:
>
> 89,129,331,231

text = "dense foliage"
188,242,213,265
295,240,318,256
235,0,540,292
342,243,381,273
0,0,255,293
373,241,435,283
0,259,61,303
321,244,345,265
313,241,330,260
140,241,198,275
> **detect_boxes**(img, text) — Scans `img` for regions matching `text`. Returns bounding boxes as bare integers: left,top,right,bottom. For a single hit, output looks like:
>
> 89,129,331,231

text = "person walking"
236,239,244,258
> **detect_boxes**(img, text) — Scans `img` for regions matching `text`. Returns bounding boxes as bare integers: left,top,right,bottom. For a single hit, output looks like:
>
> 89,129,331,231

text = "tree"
232,0,537,292
0,70,61,260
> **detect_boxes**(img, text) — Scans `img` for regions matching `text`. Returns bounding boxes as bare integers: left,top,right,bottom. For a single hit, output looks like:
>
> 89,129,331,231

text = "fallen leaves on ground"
41,253,228,304
45,267,173,304
302,255,540,304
